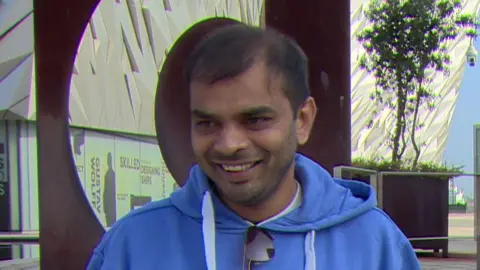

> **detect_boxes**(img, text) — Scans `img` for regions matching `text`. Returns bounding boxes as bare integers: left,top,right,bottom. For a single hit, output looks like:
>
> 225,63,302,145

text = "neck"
224,166,298,223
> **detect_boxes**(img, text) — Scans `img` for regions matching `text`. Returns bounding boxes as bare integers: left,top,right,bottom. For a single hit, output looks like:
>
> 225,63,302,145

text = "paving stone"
420,259,476,270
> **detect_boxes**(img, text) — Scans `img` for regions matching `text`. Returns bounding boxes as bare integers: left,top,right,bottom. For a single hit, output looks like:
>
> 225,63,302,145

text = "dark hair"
185,23,310,111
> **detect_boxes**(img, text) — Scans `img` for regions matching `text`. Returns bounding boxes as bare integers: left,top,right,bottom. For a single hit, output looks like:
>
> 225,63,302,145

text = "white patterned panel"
350,0,480,163
0,0,479,163
0,0,33,119
67,0,263,135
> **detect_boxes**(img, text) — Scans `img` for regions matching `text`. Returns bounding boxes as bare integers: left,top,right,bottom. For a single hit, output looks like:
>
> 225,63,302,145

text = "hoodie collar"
170,154,377,233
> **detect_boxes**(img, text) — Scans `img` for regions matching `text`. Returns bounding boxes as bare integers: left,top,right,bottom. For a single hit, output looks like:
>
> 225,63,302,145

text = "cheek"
258,127,297,157
191,134,210,157
250,128,289,151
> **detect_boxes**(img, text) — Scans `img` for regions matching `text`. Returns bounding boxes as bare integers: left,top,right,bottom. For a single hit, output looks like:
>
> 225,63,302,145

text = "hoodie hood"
170,154,377,270
170,153,377,232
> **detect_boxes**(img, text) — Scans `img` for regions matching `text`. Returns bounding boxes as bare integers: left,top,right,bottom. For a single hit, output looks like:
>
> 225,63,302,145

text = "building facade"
351,0,480,162
0,0,479,259
0,120,180,258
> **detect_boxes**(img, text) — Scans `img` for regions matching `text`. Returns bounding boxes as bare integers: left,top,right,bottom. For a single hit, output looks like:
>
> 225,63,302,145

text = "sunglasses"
243,227,275,270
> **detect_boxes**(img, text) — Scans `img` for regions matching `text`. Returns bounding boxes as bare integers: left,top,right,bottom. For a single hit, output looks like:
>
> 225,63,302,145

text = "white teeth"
221,163,255,172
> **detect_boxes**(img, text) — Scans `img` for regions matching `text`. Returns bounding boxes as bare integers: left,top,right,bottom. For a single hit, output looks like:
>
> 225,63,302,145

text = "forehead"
189,62,289,114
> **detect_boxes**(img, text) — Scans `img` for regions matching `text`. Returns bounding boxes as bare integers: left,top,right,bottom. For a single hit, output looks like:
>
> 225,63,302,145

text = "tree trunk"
392,87,407,163
410,82,423,169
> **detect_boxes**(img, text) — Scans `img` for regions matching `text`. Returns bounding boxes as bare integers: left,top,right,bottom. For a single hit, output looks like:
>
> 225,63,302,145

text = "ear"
295,97,317,145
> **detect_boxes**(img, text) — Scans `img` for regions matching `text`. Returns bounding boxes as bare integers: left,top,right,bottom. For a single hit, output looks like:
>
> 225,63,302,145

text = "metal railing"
0,231,40,268
0,231,40,270
0,231,39,245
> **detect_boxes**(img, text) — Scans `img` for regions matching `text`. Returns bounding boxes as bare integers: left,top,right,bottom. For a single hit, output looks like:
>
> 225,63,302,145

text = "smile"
217,161,262,173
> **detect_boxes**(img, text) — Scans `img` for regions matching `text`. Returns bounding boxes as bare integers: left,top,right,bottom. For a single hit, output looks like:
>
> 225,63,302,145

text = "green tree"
357,0,477,168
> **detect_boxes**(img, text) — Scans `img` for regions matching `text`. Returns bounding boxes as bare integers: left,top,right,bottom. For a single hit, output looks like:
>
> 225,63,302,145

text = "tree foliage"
357,0,478,168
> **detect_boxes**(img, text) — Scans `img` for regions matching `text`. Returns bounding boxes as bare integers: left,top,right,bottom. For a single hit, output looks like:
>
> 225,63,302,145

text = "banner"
139,142,165,200
18,122,177,232
83,131,115,226
78,131,179,227
114,136,141,224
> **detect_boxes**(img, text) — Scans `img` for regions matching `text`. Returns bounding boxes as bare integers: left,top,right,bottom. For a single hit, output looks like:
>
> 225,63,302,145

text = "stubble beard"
231,128,298,207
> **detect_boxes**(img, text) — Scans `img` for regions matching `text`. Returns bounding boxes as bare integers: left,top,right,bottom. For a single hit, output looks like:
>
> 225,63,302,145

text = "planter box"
350,173,449,256
381,174,449,257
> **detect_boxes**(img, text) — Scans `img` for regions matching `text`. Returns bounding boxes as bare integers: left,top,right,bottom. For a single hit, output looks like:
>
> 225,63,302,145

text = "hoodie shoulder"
96,198,177,243
365,208,420,268
87,198,185,269
340,207,420,269
355,207,409,244
113,198,177,228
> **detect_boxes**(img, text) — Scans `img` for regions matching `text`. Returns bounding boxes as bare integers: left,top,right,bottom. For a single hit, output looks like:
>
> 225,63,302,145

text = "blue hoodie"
87,154,420,270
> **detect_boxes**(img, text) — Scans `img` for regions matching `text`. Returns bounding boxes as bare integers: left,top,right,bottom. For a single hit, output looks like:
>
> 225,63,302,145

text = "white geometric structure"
69,0,264,135
351,0,480,163
0,0,479,162
0,0,34,119
0,0,264,135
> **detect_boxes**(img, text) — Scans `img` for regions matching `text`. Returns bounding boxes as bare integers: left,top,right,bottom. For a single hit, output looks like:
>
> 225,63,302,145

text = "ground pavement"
419,213,477,269
421,258,476,270
0,214,478,269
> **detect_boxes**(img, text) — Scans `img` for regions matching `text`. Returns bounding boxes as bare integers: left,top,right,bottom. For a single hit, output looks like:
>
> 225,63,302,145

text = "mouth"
215,160,263,174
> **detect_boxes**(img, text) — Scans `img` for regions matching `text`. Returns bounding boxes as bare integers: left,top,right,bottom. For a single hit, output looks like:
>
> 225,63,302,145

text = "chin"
227,187,268,206
235,195,267,207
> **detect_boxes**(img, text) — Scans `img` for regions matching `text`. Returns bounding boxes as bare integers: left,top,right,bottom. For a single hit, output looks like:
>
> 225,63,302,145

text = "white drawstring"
201,191,317,270
202,191,217,270
304,230,316,270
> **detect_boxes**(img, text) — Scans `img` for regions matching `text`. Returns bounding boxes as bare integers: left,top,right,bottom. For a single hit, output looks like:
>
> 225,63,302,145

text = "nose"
213,124,249,156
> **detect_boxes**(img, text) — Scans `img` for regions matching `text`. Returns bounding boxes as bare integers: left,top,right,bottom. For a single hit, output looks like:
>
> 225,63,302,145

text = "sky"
442,37,480,197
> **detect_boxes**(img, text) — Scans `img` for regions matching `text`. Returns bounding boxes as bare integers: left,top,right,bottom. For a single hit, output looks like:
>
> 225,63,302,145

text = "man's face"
190,61,315,206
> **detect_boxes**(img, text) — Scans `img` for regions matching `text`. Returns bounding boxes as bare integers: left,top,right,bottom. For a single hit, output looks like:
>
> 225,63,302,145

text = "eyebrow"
191,109,214,118
240,106,276,116
191,106,276,118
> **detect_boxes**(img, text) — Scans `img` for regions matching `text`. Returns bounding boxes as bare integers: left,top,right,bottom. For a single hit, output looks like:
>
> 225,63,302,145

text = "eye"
195,120,215,128
246,117,272,129
193,120,220,135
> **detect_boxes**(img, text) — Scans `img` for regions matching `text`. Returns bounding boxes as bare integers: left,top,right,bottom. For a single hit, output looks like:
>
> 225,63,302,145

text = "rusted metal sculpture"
265,0,351,172
156,18,240,185
35,0,350,268
35,1,104,269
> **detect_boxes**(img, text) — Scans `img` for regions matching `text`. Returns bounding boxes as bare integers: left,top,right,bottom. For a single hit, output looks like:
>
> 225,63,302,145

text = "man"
87,23,420,270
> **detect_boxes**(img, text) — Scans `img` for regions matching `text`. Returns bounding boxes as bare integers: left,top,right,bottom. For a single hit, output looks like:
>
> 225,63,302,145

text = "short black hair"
185,23,310,112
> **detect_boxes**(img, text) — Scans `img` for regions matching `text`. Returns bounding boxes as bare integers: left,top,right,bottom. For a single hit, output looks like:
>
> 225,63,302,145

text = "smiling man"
87,24,421,270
